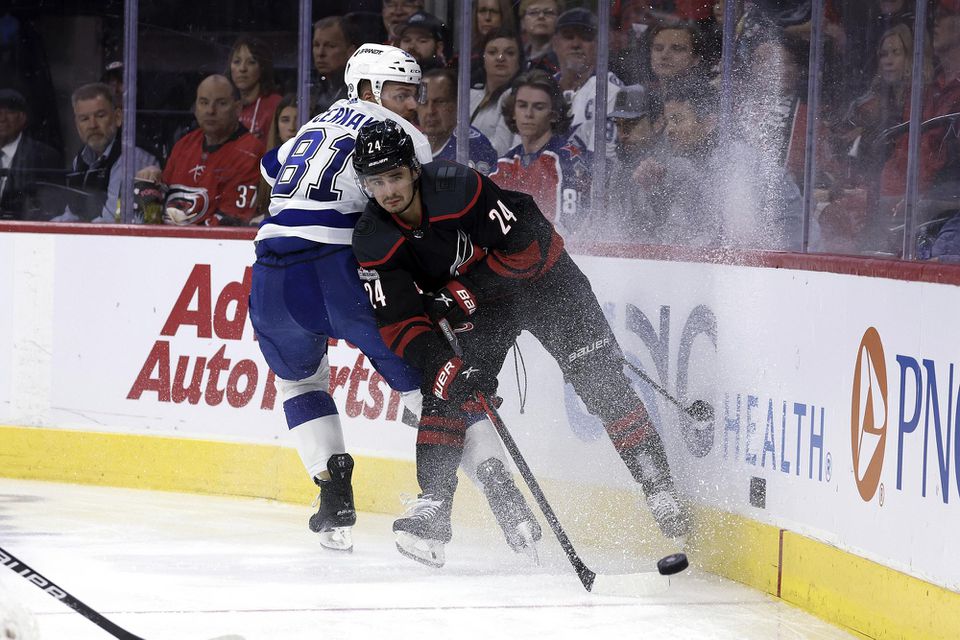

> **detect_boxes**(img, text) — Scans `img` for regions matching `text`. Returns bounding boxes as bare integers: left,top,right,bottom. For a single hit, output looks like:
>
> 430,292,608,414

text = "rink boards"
1,226,960,639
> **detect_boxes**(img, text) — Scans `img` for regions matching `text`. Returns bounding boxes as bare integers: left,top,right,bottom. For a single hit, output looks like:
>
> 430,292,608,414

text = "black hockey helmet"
353,119,420,182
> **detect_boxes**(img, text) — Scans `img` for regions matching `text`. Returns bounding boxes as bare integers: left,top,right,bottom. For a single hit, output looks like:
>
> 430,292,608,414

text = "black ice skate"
476,458,542,564
308,453,356,552
632,444,691,539
392,494,452,568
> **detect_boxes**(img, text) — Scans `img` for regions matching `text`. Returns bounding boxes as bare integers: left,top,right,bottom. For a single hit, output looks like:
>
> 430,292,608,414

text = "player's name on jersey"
312,103,378,132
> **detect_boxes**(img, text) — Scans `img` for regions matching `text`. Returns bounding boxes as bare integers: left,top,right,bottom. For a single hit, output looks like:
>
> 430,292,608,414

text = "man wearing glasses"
383,0,424,43
520,0,561,72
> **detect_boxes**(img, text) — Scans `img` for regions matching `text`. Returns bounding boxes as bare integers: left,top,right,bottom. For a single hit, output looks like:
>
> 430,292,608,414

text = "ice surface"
0,479,853,640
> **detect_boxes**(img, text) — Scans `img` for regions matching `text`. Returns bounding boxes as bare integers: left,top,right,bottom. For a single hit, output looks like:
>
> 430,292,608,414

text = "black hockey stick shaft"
437,319,596,591
0,543,146,640
622,360,714,422
477,394,597,591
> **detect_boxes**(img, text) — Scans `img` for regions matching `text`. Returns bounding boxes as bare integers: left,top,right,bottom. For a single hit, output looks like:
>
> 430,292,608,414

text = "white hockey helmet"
344,43,422,105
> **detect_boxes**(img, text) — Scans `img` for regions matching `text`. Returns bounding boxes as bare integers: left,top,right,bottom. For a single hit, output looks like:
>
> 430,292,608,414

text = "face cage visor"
373,80,427,106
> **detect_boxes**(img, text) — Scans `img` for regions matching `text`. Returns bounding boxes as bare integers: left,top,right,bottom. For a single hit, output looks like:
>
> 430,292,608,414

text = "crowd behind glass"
1,0,958,261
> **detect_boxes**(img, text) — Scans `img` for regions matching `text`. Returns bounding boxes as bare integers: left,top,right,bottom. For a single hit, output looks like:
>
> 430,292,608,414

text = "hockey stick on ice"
476,397,686,595
438,320,689,593
623,361,714,422
0,543,243,640
475,393,598,591
437,320,596,590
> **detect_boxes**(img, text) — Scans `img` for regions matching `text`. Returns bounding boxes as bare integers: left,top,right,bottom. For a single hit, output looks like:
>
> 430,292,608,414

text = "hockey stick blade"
1,543,245,640
590,570,672,597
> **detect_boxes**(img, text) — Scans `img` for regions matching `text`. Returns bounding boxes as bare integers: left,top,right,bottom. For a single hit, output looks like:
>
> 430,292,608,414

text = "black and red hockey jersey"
351,161,564,374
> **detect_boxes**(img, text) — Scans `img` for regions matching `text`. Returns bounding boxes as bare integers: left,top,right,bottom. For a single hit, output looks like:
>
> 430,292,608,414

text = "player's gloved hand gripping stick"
436,320,688,592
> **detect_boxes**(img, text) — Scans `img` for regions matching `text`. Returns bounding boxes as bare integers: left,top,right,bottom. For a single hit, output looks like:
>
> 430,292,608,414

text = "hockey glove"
428,280,478,325
432,357,497,406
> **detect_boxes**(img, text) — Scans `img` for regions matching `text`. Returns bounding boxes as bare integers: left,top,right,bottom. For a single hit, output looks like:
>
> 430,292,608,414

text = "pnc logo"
851,327,888,501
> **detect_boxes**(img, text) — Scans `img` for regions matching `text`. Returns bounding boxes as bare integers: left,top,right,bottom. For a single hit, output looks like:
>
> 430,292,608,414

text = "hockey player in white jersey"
249,44,540,557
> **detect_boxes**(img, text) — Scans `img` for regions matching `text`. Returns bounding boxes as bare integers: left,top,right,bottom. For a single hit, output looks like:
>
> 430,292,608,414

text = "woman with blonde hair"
842,23,932,186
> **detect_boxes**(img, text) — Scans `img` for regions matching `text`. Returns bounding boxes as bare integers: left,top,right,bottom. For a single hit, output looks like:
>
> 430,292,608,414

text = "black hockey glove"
431,356,497,406
428,280,478,325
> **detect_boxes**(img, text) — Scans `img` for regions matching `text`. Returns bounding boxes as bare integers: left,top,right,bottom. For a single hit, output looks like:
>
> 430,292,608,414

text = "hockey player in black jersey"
350,119,690,566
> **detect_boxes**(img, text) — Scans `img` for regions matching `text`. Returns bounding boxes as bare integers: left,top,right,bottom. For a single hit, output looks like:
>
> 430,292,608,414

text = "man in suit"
0,89,62,219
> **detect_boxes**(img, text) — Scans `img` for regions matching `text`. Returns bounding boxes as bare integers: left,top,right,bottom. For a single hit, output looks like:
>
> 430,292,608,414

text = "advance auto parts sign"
851,327,888,502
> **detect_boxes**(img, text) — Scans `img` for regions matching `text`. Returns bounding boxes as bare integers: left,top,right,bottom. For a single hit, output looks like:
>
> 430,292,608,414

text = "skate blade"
394,531,445,568
516,540,540,566
508,521,542,565
317,526,353,552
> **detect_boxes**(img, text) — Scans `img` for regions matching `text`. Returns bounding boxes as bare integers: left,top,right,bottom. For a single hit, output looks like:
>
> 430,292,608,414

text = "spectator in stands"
475,0,518,44
839,24,928,188
418,68,498,175
464,0,519,84
265,94,298,151
882,0,960,196
553,8,623,156
228,36,282,142
738,32,837,191
520,0,561,73
398,10,446,73
50,83,157,223
491,70,592,234
901,0,960,259
602,85,663,241
636,84,802,250
470,29,524,155
383,0,424,43
257,93,299,218
0,89,61,220
312,16,359,113
136,75,263,226
645,22,707,96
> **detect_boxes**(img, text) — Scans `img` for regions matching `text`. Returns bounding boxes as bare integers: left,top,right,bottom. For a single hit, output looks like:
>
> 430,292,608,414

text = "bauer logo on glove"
430,280,477,324
432,356,497,406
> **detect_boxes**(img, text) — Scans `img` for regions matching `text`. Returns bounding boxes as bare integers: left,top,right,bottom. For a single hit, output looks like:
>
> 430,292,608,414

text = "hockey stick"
0,543,243,640
476,393,597,591
623,360,714,422
438,320,596,590
438,320,688,592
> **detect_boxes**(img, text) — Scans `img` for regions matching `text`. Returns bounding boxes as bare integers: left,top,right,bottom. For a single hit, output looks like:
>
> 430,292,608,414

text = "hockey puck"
657,553,689,576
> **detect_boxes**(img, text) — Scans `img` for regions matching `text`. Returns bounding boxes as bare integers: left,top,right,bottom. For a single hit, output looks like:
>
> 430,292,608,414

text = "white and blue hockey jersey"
256,99,432,246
